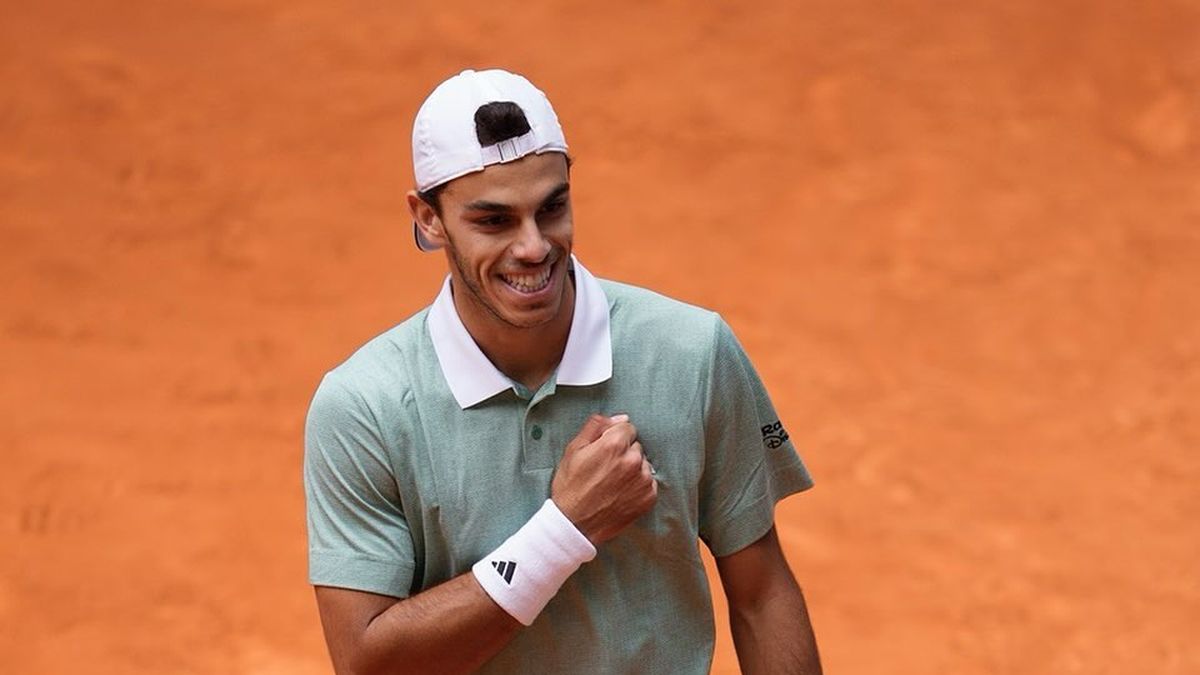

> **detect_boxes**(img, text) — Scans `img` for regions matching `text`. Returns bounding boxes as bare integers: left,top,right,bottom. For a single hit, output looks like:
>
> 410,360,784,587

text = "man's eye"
475,216,509,227
539,201,566,215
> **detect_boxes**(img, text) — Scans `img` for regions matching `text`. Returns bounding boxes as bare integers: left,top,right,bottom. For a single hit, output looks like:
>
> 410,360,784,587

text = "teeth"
502,266,552,293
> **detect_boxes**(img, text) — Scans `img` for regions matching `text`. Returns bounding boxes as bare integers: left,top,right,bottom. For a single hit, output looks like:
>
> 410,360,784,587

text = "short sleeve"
698,317,814,557
304,373,416,597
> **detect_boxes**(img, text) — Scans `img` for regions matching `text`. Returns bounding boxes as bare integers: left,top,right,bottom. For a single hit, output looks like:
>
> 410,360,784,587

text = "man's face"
434,152,574,331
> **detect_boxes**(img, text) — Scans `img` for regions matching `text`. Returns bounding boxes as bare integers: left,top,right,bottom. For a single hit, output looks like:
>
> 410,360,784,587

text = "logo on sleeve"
491,560,517,584
761,420,790,449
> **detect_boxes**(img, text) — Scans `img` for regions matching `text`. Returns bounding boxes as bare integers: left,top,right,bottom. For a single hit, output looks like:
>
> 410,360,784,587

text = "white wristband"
472,499,597,626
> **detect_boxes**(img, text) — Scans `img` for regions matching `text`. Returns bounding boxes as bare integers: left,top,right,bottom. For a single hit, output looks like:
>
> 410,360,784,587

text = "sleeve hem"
309,550,414,598
705,473,814,558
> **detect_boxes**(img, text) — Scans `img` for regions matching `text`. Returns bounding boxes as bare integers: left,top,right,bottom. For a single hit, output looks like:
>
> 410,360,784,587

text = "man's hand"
550,414,658,545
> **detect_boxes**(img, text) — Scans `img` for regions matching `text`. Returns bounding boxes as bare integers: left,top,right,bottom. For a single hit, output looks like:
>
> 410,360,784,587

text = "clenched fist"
550,414,658,545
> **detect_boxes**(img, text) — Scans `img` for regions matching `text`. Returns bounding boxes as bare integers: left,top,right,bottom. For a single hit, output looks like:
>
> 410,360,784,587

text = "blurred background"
1,1,1197,672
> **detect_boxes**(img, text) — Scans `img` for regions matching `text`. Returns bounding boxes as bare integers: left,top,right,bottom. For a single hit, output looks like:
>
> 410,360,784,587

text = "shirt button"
531,425,543,440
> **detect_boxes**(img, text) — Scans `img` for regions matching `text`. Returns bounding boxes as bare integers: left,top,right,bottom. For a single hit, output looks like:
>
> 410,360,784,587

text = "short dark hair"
416,182,450,218
418,101,569,216
474,101,531,146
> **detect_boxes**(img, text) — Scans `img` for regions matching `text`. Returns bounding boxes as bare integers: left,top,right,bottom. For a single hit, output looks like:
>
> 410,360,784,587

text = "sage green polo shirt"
304,258,813,674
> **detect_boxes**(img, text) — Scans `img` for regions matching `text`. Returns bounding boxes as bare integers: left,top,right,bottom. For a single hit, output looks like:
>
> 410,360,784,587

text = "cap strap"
481,130,539,165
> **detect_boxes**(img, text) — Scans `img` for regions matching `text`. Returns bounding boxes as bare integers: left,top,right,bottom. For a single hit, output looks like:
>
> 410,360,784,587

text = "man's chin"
490,290,564,328
489,278,566,326
495,305,559,330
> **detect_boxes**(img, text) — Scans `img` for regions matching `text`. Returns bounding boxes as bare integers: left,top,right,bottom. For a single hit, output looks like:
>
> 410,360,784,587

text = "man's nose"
510,217,551,262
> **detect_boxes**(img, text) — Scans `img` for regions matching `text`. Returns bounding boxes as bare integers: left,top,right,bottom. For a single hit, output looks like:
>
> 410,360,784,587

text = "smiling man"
304,69,822,674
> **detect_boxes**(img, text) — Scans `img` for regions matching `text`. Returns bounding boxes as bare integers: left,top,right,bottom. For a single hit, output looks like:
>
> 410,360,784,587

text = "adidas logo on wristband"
491,560,517,584
471,500,596,625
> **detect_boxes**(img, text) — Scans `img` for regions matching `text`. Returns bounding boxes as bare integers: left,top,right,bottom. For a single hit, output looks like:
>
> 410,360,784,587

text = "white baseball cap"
412,69,569,251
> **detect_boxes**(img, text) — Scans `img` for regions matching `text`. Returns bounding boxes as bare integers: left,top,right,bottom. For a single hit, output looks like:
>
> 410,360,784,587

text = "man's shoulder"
597,278,725,352
599,277,719,322
320,306,433,400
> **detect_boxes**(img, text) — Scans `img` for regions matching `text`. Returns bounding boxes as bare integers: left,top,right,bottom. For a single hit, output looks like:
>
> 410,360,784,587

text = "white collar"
427,255,613,409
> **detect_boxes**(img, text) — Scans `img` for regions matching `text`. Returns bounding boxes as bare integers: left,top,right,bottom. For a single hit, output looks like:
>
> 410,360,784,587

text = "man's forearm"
718,528,822,675
317,574,521,675
728,582,822,675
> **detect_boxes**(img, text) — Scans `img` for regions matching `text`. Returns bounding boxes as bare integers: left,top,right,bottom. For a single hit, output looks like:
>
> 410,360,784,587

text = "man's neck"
452,276,576,392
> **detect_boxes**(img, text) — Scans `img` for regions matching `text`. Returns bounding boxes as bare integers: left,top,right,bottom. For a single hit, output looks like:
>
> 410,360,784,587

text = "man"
305,68,821,674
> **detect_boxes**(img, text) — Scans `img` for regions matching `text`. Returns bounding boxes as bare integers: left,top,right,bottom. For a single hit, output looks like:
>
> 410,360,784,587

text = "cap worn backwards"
412,69,569,251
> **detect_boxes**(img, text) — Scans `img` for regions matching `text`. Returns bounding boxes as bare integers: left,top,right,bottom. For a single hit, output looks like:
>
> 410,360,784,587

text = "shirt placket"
520,379,559,473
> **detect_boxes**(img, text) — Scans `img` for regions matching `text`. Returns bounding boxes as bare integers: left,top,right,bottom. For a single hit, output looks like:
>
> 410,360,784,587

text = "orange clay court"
1,1,1197,673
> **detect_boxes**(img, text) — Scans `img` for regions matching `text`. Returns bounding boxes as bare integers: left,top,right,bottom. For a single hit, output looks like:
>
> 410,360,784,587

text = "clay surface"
2,1,1197,672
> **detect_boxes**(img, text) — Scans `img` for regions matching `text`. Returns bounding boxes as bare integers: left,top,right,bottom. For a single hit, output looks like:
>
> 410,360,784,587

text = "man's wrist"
472,499,597,626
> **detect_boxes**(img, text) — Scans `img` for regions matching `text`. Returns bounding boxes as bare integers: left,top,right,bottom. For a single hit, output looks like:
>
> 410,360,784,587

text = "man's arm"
312,414,657,675
315,575,519,675
716,526,822,675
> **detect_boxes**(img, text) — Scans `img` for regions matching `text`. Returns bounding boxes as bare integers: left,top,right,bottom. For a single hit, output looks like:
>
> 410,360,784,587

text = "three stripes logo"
491,560,517,584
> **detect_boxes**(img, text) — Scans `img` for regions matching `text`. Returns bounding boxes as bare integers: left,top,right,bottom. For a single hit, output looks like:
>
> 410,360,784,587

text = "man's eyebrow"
462,182,571,213
462,199,511,213
541,183,570,204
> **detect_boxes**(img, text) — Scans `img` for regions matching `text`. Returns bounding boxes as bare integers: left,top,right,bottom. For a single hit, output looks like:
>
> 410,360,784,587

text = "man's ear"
407,190,447,248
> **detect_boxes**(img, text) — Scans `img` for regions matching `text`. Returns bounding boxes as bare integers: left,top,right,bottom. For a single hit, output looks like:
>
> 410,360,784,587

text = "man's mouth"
499,262,554,294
